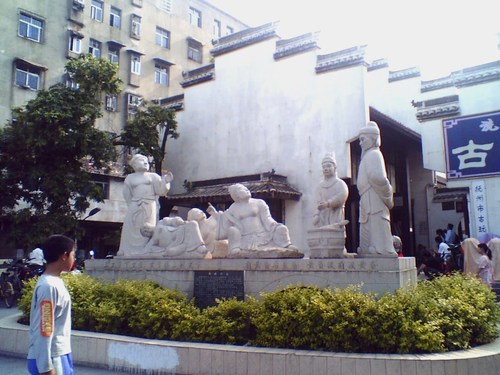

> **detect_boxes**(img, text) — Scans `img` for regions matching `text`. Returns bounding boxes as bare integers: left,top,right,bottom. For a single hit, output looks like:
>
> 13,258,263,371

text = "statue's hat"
359,121,380,135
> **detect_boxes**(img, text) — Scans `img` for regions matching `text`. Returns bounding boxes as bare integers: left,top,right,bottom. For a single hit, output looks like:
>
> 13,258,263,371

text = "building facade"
163,23,500,255
0,0,247,257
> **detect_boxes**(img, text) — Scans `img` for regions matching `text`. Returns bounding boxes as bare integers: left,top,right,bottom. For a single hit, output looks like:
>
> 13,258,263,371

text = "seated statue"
141,217,209,258
313,152,349,228
214,184,303,258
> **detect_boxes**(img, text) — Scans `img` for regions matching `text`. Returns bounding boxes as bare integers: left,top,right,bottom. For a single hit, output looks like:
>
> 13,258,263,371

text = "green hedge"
18,272,499,354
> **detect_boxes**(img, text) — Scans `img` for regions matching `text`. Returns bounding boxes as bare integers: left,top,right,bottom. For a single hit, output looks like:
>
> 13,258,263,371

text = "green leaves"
0,54,121,248
17,273,500,354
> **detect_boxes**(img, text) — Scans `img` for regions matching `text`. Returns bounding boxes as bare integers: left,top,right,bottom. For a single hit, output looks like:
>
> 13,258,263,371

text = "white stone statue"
313,152,349,228
307,152,350,258
187,207,229,258
117,154,173,257
357,121,397,257
141,217,209,258
214,183,303,258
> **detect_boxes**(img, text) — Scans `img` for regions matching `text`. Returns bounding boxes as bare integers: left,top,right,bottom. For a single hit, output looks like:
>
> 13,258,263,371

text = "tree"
116,102,179,174
0,54,122,249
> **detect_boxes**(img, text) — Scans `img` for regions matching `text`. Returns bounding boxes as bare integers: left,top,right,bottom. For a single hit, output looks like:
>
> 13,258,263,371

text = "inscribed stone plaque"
193,270,244,309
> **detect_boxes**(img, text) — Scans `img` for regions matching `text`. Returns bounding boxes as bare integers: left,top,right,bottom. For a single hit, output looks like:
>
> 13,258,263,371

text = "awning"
153,57,175,66
166,175,302,206
432,188,469,203
107,40,126,48
126,48,145,56
14,57,48,71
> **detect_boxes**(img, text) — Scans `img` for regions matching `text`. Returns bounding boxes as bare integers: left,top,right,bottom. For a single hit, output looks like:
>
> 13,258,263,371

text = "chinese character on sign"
479,118,499,132
443,111,500,179
451,140,493,169
471,180,489,241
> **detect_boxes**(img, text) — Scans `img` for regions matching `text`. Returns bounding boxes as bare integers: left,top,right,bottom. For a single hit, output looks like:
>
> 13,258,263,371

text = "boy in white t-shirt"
27,235,75,375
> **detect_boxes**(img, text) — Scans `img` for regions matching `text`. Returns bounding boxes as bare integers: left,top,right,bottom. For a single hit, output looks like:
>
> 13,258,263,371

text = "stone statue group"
118,121,398,259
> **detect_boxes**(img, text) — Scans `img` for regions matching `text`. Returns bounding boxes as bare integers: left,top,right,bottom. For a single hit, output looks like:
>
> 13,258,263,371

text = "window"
127,93,142,117
188,7,201,28
187,39,202,63
92,176,110,199
155,27,170,48
128,93,141,107
89,39,101,58
154,64,169,86
130,54,141,75
159,0,172,13
109,7,121,28
213,20,221,38
69,33,82,53
226,26,234,35
66,74,80,90
108,47,119,64
90,0,103,21
105,94,118,111
131,14,141,38
15,62,41,90
18,13,43,42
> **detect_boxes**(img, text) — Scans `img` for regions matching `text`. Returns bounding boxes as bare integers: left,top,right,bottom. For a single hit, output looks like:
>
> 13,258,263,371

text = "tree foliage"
0,54,121,248
116,102,179,174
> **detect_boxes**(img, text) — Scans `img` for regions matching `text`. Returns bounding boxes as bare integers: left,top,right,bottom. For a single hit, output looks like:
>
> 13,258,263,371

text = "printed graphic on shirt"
40,300,53,337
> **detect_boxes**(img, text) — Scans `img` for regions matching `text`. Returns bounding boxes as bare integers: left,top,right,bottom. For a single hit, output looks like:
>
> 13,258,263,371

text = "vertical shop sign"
471,180,489,239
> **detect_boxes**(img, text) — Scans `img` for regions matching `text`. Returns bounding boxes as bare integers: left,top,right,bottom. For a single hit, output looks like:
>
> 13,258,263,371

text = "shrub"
176,297,258,345
18,272,499,354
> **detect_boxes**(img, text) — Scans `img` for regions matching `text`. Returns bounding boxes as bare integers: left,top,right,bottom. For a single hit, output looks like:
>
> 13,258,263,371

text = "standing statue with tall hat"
357,121,397,257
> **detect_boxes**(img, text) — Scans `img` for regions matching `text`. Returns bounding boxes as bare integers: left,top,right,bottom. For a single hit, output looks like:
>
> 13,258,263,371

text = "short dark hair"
41,235,75,264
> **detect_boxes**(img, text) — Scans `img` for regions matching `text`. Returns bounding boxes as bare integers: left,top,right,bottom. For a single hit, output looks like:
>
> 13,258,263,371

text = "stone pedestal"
85,257,418,300
307,227,347,258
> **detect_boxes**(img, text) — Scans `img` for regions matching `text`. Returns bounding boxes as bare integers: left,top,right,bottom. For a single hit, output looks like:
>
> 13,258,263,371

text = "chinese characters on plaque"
443,111,500,179
471,180,489,242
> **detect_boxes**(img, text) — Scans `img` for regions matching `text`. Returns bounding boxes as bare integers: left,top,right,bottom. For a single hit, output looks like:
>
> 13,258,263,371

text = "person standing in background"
477,243,494,288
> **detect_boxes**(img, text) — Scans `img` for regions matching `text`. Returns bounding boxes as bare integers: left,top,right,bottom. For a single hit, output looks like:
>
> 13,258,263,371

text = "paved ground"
0,306,131,374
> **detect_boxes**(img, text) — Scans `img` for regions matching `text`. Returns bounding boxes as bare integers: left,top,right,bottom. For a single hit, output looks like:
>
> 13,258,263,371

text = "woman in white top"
477,243,494,288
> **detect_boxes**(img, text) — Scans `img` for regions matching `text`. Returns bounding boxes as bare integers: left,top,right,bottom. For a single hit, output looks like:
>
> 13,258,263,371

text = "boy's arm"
31,287,56,373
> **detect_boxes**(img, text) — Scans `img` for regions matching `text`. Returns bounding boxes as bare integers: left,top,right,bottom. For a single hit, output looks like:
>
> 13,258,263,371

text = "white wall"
166,36,369,252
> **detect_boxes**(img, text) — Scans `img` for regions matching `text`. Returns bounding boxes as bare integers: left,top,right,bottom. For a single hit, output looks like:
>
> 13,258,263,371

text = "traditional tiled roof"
388,67,421,82
166,173,301,206
315,45,367,74
155,94,184,110
421,60,500,92
412,95,460,122
211,22,279,57
273,32,319,60
180,64,215,88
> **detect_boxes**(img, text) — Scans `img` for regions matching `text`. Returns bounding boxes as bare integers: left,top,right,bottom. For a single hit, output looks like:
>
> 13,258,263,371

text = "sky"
208,0,500,79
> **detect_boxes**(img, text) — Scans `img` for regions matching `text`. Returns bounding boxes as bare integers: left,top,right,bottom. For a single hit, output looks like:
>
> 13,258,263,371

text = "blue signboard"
443,111,500,179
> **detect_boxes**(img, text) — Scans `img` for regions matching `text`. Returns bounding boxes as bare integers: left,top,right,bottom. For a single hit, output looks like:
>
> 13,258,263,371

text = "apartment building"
0,0,247,257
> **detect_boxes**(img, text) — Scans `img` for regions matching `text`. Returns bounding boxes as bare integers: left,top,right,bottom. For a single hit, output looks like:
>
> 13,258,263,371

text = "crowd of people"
415,223,497,289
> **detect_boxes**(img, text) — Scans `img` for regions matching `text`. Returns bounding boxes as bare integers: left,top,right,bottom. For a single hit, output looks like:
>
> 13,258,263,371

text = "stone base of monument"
307,226,348,258
85,257,417,308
